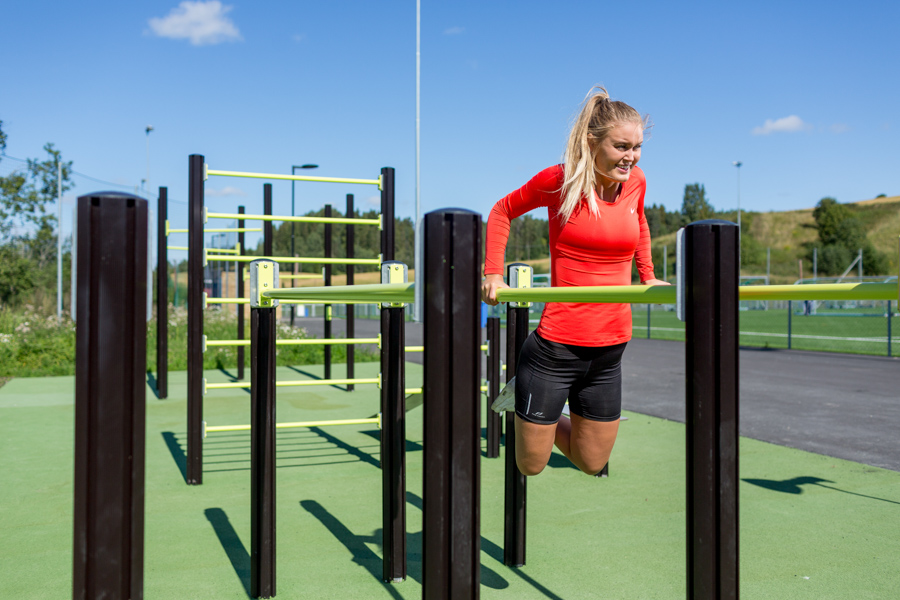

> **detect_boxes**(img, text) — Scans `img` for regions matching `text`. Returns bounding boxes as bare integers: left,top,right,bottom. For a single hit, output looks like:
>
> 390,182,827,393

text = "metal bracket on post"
508,263,533,308
249,260,280,309
381,261,408,308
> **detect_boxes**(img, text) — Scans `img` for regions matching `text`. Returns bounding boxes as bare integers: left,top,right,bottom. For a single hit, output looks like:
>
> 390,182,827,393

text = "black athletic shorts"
515,331,627,425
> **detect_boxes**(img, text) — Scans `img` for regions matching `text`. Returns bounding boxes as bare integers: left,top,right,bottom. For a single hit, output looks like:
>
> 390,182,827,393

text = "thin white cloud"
443,26,464,35
206,186,247,197
148,1,242,46
751,115,812,135
829,123,850,134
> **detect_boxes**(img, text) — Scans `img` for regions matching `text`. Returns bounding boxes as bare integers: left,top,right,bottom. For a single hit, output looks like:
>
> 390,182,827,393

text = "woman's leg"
514,416,558,476
553,415,620,475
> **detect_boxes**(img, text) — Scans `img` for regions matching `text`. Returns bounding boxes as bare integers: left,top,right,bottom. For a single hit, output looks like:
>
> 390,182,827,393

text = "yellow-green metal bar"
206,254,382,266
497,285,677,304
207,247,240,255
206,167,382,189
205,417,381,435
205,377,380,391
279,274,324,280
207,211,381,226
737,282,896,301
167,246,189,251
405,387,423,395
205,338,379,347
405,346,424,353
264,283,415,303
204,296,376,306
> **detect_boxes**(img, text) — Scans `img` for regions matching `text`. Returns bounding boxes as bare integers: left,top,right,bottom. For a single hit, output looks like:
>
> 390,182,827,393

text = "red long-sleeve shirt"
484,164,655,346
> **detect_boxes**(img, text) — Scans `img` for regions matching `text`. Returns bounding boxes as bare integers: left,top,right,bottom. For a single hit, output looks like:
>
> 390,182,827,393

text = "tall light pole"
56,158,62,319
291,163,319,326
145,126,154,194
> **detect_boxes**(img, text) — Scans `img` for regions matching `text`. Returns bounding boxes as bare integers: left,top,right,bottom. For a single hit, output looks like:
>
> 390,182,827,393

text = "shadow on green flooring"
743,476,900,505
204,508,252,598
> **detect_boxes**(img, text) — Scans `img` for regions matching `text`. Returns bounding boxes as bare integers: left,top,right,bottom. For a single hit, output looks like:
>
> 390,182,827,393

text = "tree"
681,183,714,223
809,197,888,276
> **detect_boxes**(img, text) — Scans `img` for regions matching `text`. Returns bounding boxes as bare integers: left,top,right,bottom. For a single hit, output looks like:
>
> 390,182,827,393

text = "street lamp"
145,125,154,194
291,163,319,326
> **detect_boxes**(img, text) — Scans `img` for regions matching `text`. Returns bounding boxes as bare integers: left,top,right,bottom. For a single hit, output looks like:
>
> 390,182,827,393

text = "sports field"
630,304,897,356
2,361,899,599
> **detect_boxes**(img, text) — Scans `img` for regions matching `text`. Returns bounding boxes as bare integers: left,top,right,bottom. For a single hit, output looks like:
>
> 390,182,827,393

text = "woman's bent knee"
516,457,548,476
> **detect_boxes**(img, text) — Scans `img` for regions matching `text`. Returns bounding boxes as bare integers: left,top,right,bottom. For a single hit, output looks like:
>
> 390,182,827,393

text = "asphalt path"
293,316,900,471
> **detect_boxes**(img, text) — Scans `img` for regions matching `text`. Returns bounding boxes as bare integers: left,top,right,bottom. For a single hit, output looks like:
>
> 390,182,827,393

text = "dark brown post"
73,192,148,600
485,316,501,458
324,204,332,380
250,260,278,598
157,186,168,399
346,194,355,390
684,220,739,600
263,184,273,256
503,262,530,568
187,155,205,485
380,261,407,582
422,209,481,600
380,168,395,262
237,206,246,380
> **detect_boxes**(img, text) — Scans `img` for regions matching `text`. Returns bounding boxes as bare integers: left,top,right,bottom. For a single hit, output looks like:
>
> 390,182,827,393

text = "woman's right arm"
482,166,560,305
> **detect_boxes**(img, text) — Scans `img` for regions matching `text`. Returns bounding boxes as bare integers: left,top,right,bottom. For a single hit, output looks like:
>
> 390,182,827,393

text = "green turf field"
628,305,897,356
2,363,900,599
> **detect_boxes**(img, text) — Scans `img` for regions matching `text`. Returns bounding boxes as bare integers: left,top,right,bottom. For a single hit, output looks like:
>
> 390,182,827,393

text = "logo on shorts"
532,411,544,418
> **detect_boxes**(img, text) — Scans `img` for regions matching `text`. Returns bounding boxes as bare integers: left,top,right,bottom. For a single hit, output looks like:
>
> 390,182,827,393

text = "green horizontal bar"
207,417,380,434
206,227,262,233
405,346,424,353
167,246,189,251
205,338,379,347
207,168,382,188
497,285,677,304
264,283,415,303
737,282,896,301
207,248,239,254
208,211,381,226
167,228,188,234
207,255,381,265
206,376,379,391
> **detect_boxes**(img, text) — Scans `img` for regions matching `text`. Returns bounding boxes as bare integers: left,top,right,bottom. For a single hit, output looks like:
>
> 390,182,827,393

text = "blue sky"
2,1,898,258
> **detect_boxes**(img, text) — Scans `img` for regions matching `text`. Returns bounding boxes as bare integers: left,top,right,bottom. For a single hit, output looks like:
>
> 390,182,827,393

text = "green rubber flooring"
2,362,899,599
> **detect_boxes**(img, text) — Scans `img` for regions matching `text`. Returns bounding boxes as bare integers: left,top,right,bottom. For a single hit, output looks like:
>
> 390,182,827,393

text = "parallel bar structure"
205,337,380,347
205,377,380,391
206,417,380,435
346,193,356,391
685,220,739,600
157,186,168,399
486,316,501,458
504,263,530,568
207,255,382,266
73,192,148,600
187,154,205,485
380,261,407,582
422,209,481,600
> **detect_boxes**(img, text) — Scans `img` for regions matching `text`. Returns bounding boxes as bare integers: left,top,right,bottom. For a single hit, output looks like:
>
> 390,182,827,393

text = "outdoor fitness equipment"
185,155,395,485
73,194,898,599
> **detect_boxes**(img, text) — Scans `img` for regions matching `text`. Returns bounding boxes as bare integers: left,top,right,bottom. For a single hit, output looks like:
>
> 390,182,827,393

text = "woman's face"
592,121,643,187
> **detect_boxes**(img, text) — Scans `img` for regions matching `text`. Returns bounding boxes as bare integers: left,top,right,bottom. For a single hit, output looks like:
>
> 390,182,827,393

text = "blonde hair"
559,86,648,223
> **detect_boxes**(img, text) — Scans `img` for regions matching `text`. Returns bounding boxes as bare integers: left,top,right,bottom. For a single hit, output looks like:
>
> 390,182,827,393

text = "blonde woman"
482,87,668,476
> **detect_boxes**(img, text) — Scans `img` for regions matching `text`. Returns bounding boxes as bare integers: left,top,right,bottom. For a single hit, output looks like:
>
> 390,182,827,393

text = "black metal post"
263,184,273,256
346,194,355,390
504,264,529,568
324,204,332,380
157,186,168,399
251,297,277,599
237,206,246,380
381,168,395,262
187,154,205,485
380,262,407,582
486,316,501,458
684,220,739,600
422,209,481,600
73,192,148,600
